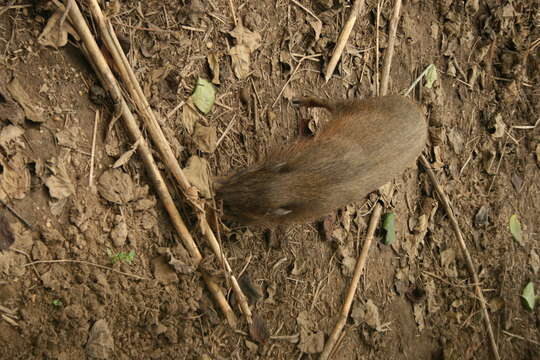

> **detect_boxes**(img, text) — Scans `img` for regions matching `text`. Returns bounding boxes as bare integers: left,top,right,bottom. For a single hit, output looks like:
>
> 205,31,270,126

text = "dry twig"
89,109,99,189
69,0,252,326
24,259,149,280
66,1,202,264
419,154,500,359
324,0,366,82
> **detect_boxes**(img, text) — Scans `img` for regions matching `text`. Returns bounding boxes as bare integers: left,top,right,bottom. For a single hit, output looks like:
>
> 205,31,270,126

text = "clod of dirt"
192,123,216,153
183,156,211,198
7,77,45,123
0,216,15,251
320,213,336,242
110,216,127,247
97,169,135,204
40,270,60,291
86,319,114,359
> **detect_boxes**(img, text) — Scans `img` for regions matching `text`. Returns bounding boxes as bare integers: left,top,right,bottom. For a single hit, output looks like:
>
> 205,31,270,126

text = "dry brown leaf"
207,53,221,84
112,138,141,168
491,114,506,138
183,156,211,198
440,248,457,278
45,159,75,200
151,255,179,284
230,45,252,80
182,99,198,135
97,169,135,204
306,17,322,42
0,153,30,201
0,125,24,146
229,21,262,52
192,123,217,153
157,246,196,275
38,8,79,48
7,77,45,123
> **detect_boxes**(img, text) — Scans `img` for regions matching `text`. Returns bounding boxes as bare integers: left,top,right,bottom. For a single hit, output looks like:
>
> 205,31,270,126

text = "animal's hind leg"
291,97,336,112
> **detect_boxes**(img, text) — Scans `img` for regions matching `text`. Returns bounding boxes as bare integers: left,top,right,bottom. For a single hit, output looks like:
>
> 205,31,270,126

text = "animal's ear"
272,207,292,216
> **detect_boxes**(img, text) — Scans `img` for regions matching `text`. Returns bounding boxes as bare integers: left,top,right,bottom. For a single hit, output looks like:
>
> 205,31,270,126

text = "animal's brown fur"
215,95,427,226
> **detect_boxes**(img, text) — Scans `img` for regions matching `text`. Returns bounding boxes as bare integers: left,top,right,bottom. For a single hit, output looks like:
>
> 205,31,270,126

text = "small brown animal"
216,95,427,225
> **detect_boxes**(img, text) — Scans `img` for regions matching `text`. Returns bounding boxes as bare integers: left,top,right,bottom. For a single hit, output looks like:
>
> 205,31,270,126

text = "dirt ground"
0,0,539,359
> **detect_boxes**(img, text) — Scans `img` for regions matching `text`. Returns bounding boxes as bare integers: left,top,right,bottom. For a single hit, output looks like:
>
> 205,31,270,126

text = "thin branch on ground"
419,154,500,359
24,259,150,280
324,0,366,82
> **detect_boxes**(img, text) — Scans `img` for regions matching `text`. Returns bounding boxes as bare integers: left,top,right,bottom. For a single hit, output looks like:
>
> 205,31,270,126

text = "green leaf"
521,282,537,310
509,214,523,245
192,77,216,114
125,249,136,264
108,249,136,264
425,64,438,88
382,212,396,245
52,299,62,307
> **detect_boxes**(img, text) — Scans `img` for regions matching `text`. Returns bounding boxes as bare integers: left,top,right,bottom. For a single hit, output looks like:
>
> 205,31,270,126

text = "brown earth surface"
0,0,539,359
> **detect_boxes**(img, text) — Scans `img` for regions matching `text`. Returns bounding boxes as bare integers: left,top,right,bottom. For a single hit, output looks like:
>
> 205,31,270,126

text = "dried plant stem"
319,203,382,360
324,0,365,82
202,273,238,328
89,109,99,189
74,0,252,326
380,0,401,96
66,1,202,265
419,155,500,360
24,259,149,280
